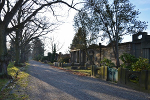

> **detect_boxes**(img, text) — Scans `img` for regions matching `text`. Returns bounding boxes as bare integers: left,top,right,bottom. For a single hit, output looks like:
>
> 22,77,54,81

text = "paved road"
26,60,150,100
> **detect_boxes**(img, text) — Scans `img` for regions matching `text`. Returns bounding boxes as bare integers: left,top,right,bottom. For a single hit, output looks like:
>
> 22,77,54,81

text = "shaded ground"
23,60,150,100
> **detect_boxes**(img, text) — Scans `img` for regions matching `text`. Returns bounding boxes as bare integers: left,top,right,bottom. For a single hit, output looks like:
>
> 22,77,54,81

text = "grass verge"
54,66,91,76
0,62,29,100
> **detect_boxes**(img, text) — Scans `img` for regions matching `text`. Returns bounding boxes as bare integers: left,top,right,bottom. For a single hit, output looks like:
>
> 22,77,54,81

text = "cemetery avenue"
18,60,150,100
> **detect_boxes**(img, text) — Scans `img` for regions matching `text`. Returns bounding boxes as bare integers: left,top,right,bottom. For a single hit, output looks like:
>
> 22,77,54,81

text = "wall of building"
100,42,132,65
71,32,150,66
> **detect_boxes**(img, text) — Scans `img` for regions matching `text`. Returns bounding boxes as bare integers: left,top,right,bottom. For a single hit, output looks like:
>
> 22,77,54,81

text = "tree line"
0,0,79,78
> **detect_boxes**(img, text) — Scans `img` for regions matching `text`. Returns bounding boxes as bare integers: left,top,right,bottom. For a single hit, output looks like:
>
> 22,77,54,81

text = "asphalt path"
26,60,150,100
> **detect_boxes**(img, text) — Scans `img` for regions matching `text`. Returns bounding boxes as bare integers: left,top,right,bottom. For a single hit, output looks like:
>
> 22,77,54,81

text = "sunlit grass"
62,66,91,76
74,69,91,74
63,66,72,70
17,71,29,87
48,62,54,66
7,62,20,78
0,62,30,100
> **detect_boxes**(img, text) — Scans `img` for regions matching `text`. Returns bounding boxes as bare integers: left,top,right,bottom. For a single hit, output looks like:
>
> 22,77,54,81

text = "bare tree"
43,36,64,54
83,0,147,68
0,0,80,78
8,6,56,65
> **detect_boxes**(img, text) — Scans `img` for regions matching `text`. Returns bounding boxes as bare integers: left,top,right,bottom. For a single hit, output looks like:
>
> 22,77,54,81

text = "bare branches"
0,0,5,13
0,0,5,22
4,0,24,26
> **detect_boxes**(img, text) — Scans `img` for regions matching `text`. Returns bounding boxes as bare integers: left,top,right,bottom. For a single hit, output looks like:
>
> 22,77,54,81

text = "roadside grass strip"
51,65,91,76
0,62,29,100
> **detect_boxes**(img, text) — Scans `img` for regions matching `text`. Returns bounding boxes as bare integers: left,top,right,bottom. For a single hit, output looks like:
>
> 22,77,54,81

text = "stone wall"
71,32,150,66
93,42,132,66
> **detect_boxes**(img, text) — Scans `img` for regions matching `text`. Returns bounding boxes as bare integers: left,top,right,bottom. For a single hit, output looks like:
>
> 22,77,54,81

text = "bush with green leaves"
119,53,138,70
120,53,150,71
132,57,150,71
100,58,115,67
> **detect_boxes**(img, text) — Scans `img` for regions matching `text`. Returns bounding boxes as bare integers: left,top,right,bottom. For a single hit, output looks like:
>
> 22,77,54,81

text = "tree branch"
7,0,79,34
0,0,5,13
0,0,5,22
4,0,24,26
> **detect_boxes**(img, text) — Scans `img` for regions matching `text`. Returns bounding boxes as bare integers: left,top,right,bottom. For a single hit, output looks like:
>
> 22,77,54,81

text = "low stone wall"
91,66,150,93
91,65,108,81
118,68,150,93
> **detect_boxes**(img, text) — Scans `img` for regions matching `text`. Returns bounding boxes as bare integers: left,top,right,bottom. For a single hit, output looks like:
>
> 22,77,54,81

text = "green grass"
63,66,72,70
7,62,20,78
48,62,54,66
0,62,30,100
62,66,91,76
0,79,9,90
0,62,16,91
73,69,91,76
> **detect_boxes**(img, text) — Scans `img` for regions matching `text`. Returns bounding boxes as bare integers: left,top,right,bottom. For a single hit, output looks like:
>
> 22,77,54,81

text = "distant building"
70,32,150,66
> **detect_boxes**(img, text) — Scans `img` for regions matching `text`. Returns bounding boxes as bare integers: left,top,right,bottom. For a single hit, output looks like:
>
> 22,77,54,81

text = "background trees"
71,27,87,50
32,38,44,61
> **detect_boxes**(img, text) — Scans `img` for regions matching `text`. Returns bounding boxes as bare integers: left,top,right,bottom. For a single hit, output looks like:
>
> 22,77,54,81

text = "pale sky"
44,0,150,55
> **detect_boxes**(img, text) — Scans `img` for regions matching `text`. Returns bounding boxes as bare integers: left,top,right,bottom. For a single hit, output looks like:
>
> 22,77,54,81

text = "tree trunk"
14,31,20,66
115,42,120,68
112,41,120,68
20,47,26,63
115,31,120,68
15,44,20,65
0,23,10,78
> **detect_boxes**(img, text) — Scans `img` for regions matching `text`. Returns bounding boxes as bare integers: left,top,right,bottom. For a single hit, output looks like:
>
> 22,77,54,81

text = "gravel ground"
26,60,150,100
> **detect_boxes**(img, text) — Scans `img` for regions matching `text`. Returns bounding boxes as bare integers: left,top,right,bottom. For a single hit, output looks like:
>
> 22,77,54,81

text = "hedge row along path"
24,60,150,100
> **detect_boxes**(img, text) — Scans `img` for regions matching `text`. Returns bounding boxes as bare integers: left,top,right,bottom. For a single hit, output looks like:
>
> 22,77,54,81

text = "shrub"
132,57,150,71
100,58,115,67
120,53,150,71
41,56,48,62
119,53,138,70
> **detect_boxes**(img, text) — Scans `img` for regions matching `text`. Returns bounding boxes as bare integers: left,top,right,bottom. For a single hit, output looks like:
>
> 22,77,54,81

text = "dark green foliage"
47,52,52,61
71,27,87,49
32,38,44,61
100,58,115,67
33,55,43,61
41,56,48,62
58,56,70,63
119,53,138,70
132,57,150,71
120,53,150,71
